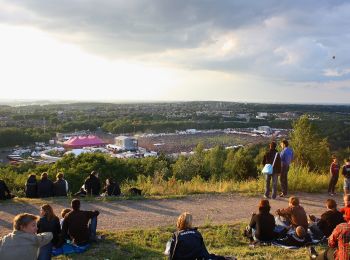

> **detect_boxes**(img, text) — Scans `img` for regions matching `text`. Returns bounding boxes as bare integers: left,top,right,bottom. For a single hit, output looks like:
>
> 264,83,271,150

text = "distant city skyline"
0,1,350,103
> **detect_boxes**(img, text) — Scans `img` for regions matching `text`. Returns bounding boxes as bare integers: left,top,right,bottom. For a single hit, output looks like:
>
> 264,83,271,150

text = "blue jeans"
280,165,289,195
38,242,52,260
265,174,278,198
89,216,98,241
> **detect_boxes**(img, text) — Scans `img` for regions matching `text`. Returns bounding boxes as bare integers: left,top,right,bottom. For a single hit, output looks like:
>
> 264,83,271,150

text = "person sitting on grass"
58,199,100,247
37,204,61,260
342,158,350,195
0,213,53,260
60,208,71,228
339,194,350,222
310,219,350,260
168,212,235,260
276,196,308,230
25,174,38,198
102,178,121,196
53,173,68,197
37,172,54,198
275,226,311,247
84,171,101,196
0,178,14,200
309,199,345,239
245,199,276,243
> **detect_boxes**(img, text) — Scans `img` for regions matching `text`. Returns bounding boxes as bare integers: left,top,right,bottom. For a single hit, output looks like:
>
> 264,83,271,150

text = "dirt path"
0,192,343,236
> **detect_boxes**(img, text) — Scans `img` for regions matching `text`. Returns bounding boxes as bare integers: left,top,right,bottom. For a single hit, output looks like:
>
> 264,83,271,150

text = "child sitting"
339,194,350,222
60,208,72,228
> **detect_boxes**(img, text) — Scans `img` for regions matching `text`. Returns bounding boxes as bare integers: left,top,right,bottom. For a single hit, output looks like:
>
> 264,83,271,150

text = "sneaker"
279,193,285,197
263,195,270,199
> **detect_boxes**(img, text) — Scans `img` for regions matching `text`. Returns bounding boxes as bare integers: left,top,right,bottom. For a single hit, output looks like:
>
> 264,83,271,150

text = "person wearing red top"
313,220,350,260
340,195,350,222
328,156,340,196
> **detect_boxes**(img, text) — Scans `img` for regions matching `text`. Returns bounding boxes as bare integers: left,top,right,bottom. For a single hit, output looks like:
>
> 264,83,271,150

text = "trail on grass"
0,192,340,236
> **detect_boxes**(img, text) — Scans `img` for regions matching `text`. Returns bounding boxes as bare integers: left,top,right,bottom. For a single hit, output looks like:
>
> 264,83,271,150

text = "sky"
0,0,350,103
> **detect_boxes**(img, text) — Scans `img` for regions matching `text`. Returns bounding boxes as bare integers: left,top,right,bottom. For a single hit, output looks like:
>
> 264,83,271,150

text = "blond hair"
13,213,38,231
176,212,193,231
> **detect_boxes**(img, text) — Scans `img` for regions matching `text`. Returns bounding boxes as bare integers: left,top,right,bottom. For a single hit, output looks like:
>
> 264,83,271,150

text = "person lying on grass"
0,213,53,260
245,199,277,243
168,212,236,260
276,196,308,230
309,199,345,239
275,226,311,247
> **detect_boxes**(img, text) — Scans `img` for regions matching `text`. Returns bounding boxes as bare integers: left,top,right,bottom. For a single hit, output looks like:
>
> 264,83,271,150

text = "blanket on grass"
52,243,90,256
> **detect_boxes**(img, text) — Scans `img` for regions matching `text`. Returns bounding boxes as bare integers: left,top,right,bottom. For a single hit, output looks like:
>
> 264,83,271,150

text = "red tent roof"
64,135,105,148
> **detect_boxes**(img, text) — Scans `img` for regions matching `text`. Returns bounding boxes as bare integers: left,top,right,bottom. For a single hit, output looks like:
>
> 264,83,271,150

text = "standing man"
342,158,350,195
279,139,293,198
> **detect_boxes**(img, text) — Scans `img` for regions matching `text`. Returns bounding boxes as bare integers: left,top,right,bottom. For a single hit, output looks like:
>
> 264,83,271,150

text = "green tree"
290,115,330,170
205,145,227,180
224,148,257,181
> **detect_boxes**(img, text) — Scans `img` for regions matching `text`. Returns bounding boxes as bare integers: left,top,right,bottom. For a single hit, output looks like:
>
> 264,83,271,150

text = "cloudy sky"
0,0,350,103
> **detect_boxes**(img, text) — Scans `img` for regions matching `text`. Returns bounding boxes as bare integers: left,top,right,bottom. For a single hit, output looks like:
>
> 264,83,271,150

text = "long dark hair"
41,204,57,222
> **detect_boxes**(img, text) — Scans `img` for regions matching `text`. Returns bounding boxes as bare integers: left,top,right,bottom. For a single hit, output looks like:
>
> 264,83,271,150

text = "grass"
1,164,343,206
53,223,326,260
125,164,344,197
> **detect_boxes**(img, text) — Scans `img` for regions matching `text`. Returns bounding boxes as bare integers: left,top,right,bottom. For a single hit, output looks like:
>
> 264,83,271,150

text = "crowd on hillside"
0,139,350,259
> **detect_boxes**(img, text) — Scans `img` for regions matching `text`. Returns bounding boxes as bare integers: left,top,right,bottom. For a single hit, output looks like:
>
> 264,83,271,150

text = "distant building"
186,129,198,134
256,126,273,135
257,112,268,117
236,113,250,119
115,136,138,151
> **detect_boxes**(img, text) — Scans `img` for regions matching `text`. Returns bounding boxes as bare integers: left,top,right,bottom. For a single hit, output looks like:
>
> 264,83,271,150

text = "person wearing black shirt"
262,142,281,199
37,172,54,198
309,199,345,239
25,174,38,198
53,172,68,197
37,204,61,260
58,199,100,247
102,178,121,196
84,171,101,196
246,199,276,242
0,179,13,200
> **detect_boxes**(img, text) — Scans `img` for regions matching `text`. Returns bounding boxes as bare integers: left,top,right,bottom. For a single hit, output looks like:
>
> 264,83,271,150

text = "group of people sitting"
0,170,122,200
0,195,349,259
244,195,350,260
0,199,100,260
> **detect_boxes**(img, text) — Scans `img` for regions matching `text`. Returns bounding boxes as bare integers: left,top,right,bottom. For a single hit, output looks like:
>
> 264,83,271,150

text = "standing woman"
25,174,38,198
263,141,281,199
37,204,61,260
